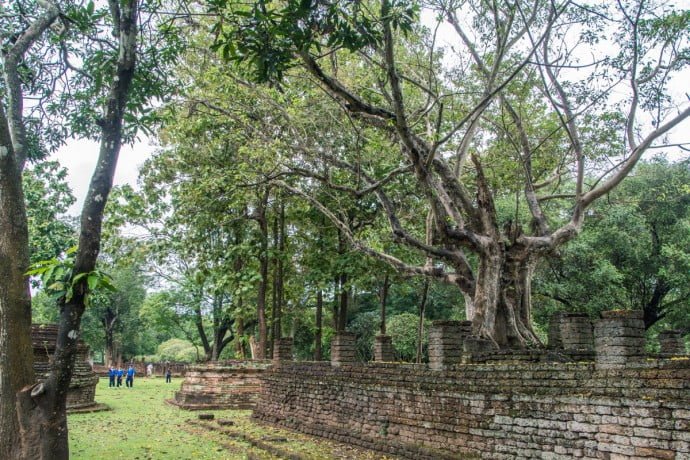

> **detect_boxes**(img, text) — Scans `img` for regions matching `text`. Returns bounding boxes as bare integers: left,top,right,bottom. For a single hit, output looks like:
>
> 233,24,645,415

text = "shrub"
156,339,198,363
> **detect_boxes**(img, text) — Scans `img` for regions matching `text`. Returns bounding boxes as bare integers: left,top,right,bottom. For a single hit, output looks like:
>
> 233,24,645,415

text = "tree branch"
2,0,60,169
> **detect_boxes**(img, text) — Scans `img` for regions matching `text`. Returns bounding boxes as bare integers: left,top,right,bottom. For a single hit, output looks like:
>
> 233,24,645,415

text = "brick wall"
32,324,101,411
254,359,690,459
170,360,272,410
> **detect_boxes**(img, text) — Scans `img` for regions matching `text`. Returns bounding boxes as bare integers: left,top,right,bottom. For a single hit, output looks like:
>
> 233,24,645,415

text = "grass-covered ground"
68,377,392,460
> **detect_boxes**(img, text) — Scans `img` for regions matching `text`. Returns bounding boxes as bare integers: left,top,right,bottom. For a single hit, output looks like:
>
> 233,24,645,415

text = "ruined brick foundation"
32,324,105,413
253,312,689,459
170,360,271,410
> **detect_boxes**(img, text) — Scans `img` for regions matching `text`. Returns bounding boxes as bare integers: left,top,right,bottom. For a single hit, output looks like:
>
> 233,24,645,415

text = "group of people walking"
108,365,136,387
108,364,173,387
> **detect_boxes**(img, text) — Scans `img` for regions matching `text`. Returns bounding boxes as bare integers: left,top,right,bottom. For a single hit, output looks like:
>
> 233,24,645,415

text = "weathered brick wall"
170,360,272,410
32,324,102,411
254,359,690,459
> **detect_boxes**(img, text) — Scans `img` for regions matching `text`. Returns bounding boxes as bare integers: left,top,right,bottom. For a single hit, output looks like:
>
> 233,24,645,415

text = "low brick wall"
254,359,690,459
254,312,688,459
170,360,272,410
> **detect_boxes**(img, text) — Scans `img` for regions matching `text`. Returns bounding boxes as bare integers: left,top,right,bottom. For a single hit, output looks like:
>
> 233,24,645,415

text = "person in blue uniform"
116,367,123,387
165,367,172,383
108,367,116,387
126,365,135,387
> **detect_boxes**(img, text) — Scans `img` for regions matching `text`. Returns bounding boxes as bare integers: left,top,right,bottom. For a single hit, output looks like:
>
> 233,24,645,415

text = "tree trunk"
332,276,339,331
315,289,323,361
194,299,211,360
337,272,348,332
248,336,258,359
416,280,429,364
103,308,117,366
470,244,541,348
270,199,285,356
379,274,389,335
275,198,285,340
270,212,277,358
463,293,475,321
18,300,84,459
643,280,668,329
255,188,270,359
236,315,245,359
14,1,139,456
0,105,34,460
212,316,233,361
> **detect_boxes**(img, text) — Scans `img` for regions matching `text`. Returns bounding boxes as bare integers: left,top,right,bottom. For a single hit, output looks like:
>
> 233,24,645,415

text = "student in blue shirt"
116,367,123,387
126,365,135,387
108,367,116,387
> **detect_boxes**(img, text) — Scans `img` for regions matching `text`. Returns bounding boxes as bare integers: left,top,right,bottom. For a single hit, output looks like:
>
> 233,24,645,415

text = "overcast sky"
49,137,155,216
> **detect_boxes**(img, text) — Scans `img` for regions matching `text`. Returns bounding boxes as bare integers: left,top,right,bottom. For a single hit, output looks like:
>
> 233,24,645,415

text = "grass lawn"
69,377,392,460
68,377,251,459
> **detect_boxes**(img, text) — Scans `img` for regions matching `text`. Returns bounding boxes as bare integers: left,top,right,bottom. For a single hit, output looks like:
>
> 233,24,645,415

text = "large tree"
0,3,61,457
1,0,178,456
15,0,140,455
210,0,690,348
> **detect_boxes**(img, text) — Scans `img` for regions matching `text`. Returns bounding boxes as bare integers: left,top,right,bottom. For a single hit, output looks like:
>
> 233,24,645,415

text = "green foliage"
348,311,379,362
535,159,690,332
31,290,60,324
156,338,198,363
209,0,419,82
83,264,150,358
27,246,115,305
23,161,77,265
386,312,428,362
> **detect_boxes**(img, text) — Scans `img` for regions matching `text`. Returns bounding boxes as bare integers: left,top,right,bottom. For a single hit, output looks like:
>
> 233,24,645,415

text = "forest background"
2,0,690,456
22,0,690,365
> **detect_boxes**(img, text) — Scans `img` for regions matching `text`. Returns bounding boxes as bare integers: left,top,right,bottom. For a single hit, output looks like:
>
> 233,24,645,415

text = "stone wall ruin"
32,324,105,413
252,310,689,459
169,360,271,410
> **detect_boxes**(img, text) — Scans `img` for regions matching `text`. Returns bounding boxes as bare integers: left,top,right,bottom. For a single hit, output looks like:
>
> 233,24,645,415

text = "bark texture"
0,3,59,457
0,105,34,460
15,1,139,457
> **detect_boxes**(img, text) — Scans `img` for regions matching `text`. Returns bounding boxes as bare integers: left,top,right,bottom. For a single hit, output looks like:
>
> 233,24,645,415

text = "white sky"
50,137,155,215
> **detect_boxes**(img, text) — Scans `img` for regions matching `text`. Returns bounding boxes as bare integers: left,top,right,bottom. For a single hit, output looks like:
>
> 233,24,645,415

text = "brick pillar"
462,337,497,363
658,330,686,355
428,320,471,370
547,312,564,349
331,333,356,366
594,310,645,369
273,338,293,362
374,334,394,362
548,312,593,351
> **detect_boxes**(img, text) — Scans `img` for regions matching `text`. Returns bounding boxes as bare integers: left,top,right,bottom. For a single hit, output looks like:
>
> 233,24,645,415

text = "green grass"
68,377,251,459
69,377,393,460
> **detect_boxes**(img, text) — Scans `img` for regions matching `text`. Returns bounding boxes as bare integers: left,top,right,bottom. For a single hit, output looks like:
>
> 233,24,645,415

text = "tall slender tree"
15,1,140,456
2,0,181,455
0,3,60,457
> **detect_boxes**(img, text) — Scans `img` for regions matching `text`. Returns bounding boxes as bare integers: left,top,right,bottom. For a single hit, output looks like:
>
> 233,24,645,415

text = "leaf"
87,273,100,291
47,281,65,292
99,275,117,291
